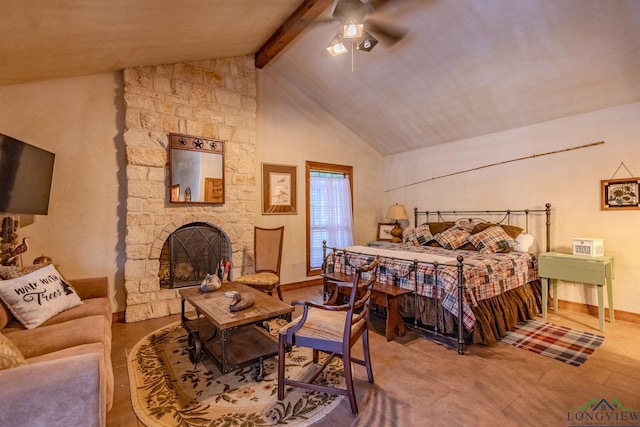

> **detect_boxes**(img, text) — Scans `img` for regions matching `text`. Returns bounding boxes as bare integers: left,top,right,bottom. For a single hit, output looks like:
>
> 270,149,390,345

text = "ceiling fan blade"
365,19,407,46
366,0,405,10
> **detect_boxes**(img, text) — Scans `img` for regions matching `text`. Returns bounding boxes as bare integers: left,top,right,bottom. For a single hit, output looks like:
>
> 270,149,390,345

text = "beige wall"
256,69,385,284
384,101,640,315
0,73,125,310
1,69,639,318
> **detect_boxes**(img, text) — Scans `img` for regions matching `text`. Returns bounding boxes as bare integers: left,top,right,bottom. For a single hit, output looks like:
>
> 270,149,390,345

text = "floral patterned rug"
128,321,345,426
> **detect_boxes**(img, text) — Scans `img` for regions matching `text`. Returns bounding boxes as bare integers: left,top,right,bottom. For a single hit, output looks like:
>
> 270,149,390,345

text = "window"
306,161,354,276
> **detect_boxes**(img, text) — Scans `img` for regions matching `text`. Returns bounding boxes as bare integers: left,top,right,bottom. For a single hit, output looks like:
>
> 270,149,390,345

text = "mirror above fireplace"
169,133,225,204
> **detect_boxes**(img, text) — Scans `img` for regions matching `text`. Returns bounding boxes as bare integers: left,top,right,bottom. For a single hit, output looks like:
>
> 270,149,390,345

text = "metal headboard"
414,203,552,252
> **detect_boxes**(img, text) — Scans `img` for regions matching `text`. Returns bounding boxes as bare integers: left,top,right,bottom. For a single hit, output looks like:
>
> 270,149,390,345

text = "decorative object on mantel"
385,203,409,243
601,162,640,210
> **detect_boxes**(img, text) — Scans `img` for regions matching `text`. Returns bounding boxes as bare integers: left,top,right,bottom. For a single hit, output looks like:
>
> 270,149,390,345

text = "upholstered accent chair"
277,256,380,415
235,226,284,300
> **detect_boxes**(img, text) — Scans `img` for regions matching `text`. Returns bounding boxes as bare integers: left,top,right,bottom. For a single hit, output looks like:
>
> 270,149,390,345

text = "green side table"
538,251,615,332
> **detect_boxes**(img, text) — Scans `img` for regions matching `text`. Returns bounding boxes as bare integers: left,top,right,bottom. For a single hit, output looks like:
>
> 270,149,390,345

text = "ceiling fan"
326,0,407,55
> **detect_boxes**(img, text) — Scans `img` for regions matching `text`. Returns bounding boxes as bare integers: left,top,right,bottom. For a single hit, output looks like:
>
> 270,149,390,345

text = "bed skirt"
398,280,542,345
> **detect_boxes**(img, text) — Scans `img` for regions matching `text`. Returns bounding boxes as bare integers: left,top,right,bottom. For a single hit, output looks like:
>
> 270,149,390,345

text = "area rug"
128,321,344,427
500,319,604,366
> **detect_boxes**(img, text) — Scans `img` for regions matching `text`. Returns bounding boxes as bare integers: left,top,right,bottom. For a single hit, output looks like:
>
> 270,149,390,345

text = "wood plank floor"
108,285,640,427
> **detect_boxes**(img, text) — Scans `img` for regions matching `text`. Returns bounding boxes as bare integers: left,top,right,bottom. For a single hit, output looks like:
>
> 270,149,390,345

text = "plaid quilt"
325,244,538,331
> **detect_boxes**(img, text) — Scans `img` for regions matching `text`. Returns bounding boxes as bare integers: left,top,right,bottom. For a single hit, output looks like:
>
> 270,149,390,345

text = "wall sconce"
385,203,409,243
326,34,348,56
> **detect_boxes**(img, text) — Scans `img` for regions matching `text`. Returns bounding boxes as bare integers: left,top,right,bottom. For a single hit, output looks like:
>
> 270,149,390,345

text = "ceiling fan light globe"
326,34,349,56
343,20,364,39
356,31,378,52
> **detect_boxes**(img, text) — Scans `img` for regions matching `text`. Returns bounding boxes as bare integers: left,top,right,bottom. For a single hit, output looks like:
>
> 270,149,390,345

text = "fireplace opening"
159,222,232,288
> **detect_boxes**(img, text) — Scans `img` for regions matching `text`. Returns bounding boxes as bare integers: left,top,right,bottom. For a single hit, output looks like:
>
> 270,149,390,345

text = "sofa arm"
0,353,106,427
69,276,109,300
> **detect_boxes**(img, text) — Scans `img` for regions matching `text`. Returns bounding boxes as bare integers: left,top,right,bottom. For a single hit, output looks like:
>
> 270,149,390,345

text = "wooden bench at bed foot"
321,272,413,341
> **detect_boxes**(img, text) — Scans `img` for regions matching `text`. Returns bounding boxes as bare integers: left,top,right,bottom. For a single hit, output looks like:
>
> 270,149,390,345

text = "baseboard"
281,278,322,291
558,299,640,324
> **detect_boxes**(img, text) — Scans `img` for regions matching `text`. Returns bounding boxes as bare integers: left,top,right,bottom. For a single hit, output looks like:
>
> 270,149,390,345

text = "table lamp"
385,203,409,243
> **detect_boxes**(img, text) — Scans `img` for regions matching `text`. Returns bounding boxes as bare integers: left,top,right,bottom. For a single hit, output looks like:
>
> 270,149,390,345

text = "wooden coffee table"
179,282,293,381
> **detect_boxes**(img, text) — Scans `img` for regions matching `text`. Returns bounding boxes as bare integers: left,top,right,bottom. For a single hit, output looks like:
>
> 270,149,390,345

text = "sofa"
0,266,113,427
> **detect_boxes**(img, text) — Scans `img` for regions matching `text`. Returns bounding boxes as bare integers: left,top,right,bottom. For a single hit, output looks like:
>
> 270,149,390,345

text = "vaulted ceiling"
1,0,639,155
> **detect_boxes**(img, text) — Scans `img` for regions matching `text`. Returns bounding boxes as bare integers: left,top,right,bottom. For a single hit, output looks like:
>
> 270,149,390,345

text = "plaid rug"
500,319,604,366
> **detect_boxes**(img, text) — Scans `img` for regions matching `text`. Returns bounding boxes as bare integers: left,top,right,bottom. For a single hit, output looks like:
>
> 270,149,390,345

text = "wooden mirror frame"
169,133,225,204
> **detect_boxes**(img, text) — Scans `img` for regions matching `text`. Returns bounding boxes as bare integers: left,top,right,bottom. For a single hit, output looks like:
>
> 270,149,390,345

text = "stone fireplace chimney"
123,56,257,322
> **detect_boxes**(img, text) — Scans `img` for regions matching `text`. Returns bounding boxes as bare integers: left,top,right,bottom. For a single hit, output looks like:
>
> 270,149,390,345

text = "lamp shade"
386,204,409,221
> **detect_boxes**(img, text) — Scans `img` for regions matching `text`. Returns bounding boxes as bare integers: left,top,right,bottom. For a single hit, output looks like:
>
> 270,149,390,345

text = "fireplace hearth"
159,222,232,288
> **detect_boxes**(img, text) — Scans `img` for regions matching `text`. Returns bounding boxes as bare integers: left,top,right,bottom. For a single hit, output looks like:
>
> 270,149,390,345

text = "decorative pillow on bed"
403,224,434,246
0,264,82,329
454,218,486,233
470,223,523,239
468,225,517,253
434,226,471,250
427,222,456,235
513,233,535,252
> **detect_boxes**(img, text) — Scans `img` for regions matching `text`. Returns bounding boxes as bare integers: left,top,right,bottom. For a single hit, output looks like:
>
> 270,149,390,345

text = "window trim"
305,161,354,276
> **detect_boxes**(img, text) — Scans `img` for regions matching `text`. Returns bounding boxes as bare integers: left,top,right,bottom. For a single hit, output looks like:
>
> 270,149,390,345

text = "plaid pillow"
434,226,471,250
468,225,517,253
403,224,434,246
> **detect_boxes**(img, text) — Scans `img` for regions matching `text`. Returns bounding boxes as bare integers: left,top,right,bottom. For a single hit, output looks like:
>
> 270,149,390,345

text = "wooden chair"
235,226,284,300
277,256,380,415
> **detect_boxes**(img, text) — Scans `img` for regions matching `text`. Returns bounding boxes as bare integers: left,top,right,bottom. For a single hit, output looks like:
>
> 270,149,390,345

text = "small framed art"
262,163,297,214
601,177,640,210
377,223,395,241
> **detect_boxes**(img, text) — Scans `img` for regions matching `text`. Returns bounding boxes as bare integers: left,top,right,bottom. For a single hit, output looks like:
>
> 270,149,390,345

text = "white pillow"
0,264,82,329
513,233,535,252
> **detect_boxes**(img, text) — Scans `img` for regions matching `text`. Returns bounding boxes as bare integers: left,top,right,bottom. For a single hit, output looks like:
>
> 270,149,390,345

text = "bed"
322,204,552,354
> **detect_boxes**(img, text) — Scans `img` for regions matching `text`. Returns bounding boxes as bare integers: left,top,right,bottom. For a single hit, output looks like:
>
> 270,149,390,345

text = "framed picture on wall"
601,177,640,210
262,163,297,214
377,223,395,241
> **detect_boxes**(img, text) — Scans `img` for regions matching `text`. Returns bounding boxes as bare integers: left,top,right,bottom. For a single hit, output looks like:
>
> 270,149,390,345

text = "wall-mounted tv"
0,133,55,215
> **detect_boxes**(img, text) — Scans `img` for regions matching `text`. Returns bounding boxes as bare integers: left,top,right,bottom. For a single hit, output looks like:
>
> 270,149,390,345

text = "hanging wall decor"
601,177,640,210
262,163,297,214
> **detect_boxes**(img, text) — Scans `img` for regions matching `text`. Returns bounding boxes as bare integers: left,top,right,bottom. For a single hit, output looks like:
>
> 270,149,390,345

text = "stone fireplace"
123,56,257,322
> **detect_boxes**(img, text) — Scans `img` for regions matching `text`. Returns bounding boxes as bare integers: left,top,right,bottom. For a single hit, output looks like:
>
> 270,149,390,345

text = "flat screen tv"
0,133,55,215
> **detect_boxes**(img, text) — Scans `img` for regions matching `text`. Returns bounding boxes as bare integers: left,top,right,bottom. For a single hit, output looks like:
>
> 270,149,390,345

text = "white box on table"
572,238,604,257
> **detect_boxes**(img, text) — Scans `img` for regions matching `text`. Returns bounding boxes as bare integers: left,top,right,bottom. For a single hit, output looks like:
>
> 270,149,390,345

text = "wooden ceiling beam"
255,0,334,69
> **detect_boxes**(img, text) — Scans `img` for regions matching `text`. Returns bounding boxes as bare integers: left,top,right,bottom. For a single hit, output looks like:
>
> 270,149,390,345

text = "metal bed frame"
323,203,552,355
